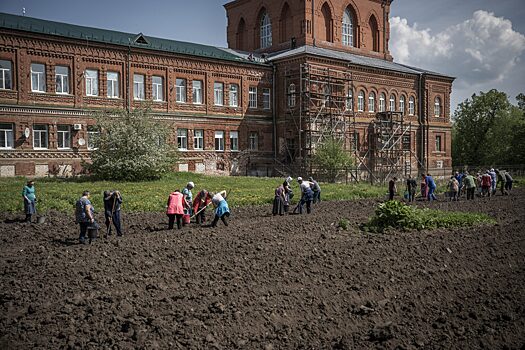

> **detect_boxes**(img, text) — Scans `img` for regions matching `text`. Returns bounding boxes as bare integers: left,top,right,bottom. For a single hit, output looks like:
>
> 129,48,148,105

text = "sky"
1,0,524,113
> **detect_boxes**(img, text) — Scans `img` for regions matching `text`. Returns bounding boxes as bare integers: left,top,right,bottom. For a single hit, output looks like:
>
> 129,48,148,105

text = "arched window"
368,92,375,112
369,15,379,52
288,83,296,108
357,90,365,112
260,11,272,49
346,89,353,110
321,2,333,42
389,94,396,111
409,96,415,116
342,7,356,47
399,95,406,114
237,18,246,50
379,93,386,112
280,3,292,43
434,97,441,117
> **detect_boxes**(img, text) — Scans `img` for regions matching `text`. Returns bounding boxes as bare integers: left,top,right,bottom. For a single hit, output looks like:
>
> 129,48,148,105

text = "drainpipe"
312,0,316,46
418,72,425,172
272,63,277,160
127,39,131,113
382,0,387,57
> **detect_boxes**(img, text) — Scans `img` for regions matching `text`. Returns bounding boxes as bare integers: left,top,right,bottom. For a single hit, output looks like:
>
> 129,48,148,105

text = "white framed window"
87,126,99,150
434,97,441,117
229,84,239,107
436,160,444,169
85,69,98,96
230,131,239,151
193,129,204,150
55,66,69,94
368,92,375,112
215,130,224,151
57,125,71,149
346,89,353,110
152,76,164,101
192,80,203,104
263,88,271,110
0,60,12,90
33,124,48,149
31,63,46,92
0,123,14,149
260,12,272,49
435,135,442,152
249,132,258,150
214,82,223,106
176,78,186,103
389,95,396,112
379,93,386,112
358,91,365,112
133,74,145,100
107,72,119,98
287,83,296,108
249,86,257,109
399,95,406,114
342,7,354,47
177,128,188,150
409,96,415,116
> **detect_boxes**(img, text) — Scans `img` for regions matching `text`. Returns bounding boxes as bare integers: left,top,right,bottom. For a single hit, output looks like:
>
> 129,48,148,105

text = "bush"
338,218,350,230
362,200,496,233
86,107,177,181
311,137,354,183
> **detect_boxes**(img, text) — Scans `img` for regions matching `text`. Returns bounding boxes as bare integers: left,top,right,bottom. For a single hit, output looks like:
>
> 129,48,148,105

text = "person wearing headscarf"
22,180,36,223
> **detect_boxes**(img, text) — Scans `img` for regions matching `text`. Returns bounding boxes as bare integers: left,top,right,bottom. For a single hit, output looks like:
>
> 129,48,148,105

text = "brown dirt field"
1,188,524,349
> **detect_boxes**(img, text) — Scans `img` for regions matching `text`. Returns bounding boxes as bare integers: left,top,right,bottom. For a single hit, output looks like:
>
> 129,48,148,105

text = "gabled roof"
268,45,454,79
0,12,265,66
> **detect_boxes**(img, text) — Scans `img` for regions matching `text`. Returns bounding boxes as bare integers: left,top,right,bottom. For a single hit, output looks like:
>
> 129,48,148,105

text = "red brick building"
0,0,453,180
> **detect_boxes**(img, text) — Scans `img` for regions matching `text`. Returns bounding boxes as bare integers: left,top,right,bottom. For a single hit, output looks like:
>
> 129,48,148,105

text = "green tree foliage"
312,137,354,182
452,89,524,166
86,108,177,181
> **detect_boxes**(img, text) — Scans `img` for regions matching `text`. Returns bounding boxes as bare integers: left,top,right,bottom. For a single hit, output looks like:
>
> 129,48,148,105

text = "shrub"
362,200,496,233
338,218,350,230
311,137,354,183
86,107,177,181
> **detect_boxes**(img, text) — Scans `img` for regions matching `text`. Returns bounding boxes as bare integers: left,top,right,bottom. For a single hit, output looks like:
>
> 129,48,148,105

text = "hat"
187,181,194,188
308,177,314,181
297,177,303,182
285,176,292,183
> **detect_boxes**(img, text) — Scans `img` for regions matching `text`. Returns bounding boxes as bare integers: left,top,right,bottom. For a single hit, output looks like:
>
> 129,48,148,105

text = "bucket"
88,228,98,240
36,216,46,224
182,214,191,225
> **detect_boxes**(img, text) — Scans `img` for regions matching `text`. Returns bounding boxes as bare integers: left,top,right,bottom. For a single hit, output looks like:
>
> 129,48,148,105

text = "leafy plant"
338,218,350,230
311,137,354,183
86,107,178,181
362,200,496,233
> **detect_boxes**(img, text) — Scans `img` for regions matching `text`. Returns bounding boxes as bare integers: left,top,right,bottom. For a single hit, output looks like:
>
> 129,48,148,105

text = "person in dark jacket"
103,190,123,236
496,169,508,196
505,172,513,192
406,175,417,202
75,191,96,244
193,189,212,225
272,183,286,216
308,177,321,203
388,177,397,201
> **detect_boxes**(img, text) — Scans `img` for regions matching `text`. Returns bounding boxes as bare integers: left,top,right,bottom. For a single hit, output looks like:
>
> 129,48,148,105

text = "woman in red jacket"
166,190,185,229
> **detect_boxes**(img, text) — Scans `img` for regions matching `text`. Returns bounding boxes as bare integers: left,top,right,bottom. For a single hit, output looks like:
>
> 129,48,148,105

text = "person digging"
103,190,123,237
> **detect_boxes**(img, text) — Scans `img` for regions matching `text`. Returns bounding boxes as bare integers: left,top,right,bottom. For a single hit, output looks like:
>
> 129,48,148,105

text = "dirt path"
1,189,524,349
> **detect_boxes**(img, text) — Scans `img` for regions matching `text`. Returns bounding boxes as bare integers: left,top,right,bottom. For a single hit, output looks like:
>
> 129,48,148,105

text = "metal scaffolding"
279,63,420,183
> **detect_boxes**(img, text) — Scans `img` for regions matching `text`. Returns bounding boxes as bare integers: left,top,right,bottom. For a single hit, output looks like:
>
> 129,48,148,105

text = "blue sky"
1,0,524,111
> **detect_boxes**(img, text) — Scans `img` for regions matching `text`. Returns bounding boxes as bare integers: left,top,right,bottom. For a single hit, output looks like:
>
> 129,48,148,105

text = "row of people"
272,176,321,216
448,169,513,200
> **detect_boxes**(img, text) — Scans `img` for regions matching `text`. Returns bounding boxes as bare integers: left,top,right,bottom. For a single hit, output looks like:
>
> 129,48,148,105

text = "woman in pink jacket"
166,190,185,229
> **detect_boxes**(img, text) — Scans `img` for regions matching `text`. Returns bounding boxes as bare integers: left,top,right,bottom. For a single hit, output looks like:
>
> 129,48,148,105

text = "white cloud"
390,10,525,92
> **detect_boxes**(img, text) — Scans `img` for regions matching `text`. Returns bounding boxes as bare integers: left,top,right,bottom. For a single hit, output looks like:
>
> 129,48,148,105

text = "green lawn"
1,173,388,213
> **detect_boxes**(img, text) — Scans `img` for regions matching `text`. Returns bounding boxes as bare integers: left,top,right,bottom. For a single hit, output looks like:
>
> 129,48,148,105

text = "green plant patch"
362,200,496,233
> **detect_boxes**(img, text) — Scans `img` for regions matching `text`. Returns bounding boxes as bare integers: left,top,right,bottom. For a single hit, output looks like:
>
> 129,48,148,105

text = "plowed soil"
1,188,524,349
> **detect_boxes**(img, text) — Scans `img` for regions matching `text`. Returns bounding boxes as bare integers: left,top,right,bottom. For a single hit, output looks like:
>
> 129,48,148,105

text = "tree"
86,108,177,181
452,89,513,166
311,137,354,182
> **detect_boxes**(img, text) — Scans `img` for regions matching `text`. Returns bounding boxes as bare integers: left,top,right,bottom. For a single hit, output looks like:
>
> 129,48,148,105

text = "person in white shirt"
293,177,314,214
210,190,230,227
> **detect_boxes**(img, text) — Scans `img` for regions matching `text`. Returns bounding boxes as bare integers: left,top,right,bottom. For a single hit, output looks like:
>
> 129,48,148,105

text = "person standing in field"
448,175,459,201
426,173,437,201
481,171,492,197
166,189,185,229
505,171,513,192
210,190,230,227
103,190,123,236
420,173,428,200
308,177,321,203
75,191,96,244
272,182,286,216
182,182,194,215
463,171,476,200
406,175,417,202
388,177,397,201
496,169,508,196
192,189,212,225
22,180,36,223
489,168,497,196
283,177,293,213
294,177,314,214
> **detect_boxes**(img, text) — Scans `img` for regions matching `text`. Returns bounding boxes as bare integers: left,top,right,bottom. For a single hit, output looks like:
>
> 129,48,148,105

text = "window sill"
31,90,46,94
33,148,48,150
58,148,72,150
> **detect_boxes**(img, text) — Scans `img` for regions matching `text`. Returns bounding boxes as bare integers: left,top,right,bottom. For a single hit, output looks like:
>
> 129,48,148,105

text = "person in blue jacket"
426,173,437,201
22,180,37,223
